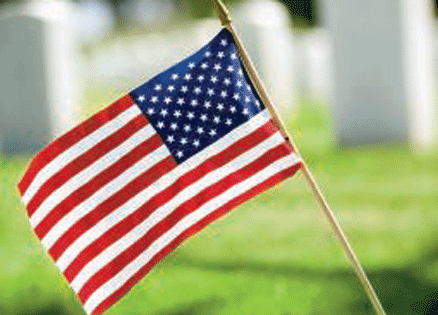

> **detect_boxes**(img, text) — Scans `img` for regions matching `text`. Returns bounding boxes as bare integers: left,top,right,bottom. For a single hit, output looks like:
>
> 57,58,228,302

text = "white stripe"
41,145,171,250
84,152,300,314
70,131,285,292
183,109,272,168
22,105,142,205
55,109,271,272
30,125,155,228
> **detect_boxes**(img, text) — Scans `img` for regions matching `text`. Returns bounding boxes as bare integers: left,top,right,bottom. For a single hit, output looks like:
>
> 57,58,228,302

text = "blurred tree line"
104,0,437,28
105,0,317,27
1,0,437,28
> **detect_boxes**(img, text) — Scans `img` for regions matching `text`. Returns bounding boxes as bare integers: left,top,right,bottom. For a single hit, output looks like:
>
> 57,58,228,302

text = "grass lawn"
1,99,438,315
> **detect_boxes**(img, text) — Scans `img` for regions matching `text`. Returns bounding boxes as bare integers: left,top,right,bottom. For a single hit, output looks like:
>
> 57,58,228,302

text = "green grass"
1,100,438,314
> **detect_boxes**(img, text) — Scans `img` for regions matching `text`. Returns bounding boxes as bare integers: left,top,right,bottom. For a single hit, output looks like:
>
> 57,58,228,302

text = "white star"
247,84,251,91
227,66,234,72
150,96,158,103
231,52,238,60
201,62,209,69
164,97,172,104
209,129,217,136
176,151,184,158
138,95,145,102
243,108,250,115
197,127,204,134
181,86,188,93
205,51,212,57
217,51,225,59
239,69,244,76
200,114,208,121
225,118,232,126
233,93,240,100
230,106,236,113
157,121,165,129
187,112,195,119
255,100,261,107
167,135,175,143
236,81,243,88
214,63,222,71
191,99,198,106
204,101,212,109
170,123,178,130
194,87,202,94
167,85,175,92
188,62,196,69
213,116,221,124
207,88,215,96
180,137,188,145
197,75,205,82
177,98,185,105
174,110,182,118
245,96,251,103
220,91,228,98
217,103,224,111
154,84,162,91
184,124,191,132
184,73,192,81
147,107,155,115
160,109,168,116
171,73,179,80
223,78,231,86
193,139,200,147
220,39,228,46
211,76,218,83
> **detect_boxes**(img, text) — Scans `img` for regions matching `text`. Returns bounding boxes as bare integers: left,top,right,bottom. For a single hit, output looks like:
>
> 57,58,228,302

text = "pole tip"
212,0,232,26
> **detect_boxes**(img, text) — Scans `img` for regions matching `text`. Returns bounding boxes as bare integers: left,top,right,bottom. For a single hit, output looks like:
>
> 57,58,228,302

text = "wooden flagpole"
211,1,387,314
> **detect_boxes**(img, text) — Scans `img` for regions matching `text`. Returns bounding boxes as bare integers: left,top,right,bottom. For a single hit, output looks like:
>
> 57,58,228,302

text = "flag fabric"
17,28,301,315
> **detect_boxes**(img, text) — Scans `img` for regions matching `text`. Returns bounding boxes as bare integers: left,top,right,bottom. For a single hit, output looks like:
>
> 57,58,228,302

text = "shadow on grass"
171,242,438,315
152,296,225,315
13,303,74,315
5,296,225,315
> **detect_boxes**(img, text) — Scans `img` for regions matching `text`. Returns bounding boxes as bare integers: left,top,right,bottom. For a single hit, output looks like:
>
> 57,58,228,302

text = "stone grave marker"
321,0,436,150
0,1,76,154
232,0,296,112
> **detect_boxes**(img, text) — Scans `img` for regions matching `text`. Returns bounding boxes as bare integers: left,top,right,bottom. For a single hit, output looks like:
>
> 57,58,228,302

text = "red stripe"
17,95,133,197
49,156,176,262
90,163,301,315
26,114,147,217
78,143,292,302
34,134,161,239
63,120,278,282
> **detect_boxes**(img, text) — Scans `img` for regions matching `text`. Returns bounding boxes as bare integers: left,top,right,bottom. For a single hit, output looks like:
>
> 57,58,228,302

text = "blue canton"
130,28,263,164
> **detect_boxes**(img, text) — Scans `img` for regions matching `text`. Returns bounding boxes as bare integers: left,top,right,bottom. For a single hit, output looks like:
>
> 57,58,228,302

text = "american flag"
17,28,301,314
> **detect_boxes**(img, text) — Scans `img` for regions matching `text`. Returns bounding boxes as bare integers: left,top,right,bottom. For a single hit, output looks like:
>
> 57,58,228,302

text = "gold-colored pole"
212,0,232,26
211,1,387,315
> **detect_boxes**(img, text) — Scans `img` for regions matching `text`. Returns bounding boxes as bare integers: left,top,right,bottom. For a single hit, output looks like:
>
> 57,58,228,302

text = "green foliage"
1,102,438,314
279,0,318,28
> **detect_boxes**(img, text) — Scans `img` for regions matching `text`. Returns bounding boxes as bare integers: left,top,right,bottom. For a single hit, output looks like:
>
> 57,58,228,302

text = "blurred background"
1,0,438,314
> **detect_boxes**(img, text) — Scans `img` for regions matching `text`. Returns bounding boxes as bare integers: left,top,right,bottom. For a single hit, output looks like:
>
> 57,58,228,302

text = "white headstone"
0,17,52,154
0,0,76,154
232,0,296,113
322,0,436,150
400,0,436,151
295,28,333,100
